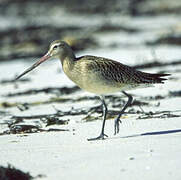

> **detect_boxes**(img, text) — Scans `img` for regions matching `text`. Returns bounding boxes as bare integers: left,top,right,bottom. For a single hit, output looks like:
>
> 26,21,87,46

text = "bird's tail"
135,72,170,84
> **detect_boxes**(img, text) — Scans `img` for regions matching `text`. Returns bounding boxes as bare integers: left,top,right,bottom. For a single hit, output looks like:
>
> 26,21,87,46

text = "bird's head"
48,40,73,60
15,40,74,80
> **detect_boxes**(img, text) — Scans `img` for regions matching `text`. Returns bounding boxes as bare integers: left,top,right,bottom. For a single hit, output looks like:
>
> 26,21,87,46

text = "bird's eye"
53,45,58,50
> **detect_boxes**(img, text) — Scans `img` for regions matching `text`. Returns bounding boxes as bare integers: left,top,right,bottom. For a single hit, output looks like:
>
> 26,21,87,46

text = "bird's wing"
77,55,170,84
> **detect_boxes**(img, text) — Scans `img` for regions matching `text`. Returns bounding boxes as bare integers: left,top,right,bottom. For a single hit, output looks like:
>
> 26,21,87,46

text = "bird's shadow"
110,129,181,139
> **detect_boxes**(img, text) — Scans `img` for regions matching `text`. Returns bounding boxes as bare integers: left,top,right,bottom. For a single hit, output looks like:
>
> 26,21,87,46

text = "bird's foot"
114,118,122,135
87,133,108,141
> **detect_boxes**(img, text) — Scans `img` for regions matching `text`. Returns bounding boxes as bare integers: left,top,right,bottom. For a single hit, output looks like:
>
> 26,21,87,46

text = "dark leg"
114,91,133,135
87,96,108,141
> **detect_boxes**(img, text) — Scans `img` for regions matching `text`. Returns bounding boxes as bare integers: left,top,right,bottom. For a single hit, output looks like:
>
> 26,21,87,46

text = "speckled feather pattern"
62,55,169,94
75,55,168,84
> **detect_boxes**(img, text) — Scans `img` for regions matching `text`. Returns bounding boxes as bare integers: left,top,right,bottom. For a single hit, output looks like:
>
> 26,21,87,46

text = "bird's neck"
59,48,76,69
61,55,76,73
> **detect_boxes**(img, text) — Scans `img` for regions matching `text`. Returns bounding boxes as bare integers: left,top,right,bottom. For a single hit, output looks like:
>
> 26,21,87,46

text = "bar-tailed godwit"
15,40,170,140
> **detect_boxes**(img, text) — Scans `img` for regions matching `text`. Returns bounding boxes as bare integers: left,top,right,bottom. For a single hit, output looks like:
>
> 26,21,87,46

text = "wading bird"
15,40,170,141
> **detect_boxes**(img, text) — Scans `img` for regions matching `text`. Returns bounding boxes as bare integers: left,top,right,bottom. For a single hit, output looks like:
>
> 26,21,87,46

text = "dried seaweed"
4,86,80,97
0,78,30,84
137,111,181,120
133,59,181,70
0,164,33,180
169,90,181,97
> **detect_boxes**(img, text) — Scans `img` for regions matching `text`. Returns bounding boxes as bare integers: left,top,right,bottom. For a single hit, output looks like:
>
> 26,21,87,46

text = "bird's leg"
87,96,108,141
114,91,133,135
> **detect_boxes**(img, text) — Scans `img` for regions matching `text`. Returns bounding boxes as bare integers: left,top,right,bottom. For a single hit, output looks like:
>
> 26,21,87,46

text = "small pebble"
129,157,135,160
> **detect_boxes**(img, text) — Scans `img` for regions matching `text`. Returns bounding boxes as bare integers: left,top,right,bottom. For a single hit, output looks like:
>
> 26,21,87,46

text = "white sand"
1,15,181,179
0,116,181,180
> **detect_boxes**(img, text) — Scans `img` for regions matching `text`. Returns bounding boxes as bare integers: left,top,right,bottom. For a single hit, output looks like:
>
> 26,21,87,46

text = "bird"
15,40,170,141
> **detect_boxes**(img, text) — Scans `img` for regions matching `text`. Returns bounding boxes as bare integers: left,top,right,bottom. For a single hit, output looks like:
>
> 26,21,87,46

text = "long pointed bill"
15,53,51,81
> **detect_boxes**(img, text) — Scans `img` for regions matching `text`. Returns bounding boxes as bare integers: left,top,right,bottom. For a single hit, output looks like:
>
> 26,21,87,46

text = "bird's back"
76,55,169,83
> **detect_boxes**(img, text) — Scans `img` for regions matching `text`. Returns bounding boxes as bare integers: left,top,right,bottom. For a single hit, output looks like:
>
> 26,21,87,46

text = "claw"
87,133,108,141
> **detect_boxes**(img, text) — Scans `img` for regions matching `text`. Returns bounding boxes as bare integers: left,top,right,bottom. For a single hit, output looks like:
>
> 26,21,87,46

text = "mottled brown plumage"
15,40,170,141
76,55,168,84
